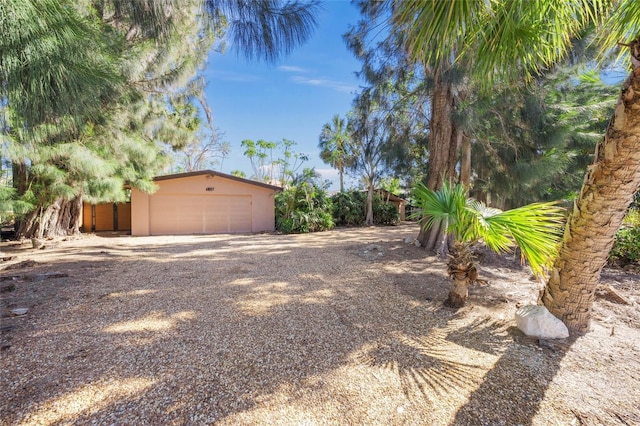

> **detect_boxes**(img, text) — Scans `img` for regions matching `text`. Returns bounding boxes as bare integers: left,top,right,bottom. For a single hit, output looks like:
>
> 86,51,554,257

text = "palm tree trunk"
542,66,640,334
446,275,469,308
426,77,457,190
446,241,473,307
418,76,458,251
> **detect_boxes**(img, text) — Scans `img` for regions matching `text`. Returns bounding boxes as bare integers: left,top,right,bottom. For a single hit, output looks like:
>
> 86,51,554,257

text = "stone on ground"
515,305,569,339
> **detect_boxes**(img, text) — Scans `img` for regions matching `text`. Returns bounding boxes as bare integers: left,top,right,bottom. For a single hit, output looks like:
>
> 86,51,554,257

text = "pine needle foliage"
208,0,321,63
2,0,321,237
1,0,122,132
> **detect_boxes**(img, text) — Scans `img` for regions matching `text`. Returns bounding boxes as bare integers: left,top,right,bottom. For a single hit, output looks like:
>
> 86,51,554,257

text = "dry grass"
1,223,639,425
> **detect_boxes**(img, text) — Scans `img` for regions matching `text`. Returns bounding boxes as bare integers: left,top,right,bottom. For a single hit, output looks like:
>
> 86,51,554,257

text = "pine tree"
1,0,320,238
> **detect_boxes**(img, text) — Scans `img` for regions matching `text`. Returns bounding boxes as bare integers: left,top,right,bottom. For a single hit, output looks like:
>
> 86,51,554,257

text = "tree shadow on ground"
2,225,452,424
450,326,571,425
351,313,571,426
373,243,572,424
356,331,489,404
6,224,631,425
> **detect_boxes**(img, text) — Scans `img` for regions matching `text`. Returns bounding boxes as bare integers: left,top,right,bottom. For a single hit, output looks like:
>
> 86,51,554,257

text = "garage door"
149,194,252,235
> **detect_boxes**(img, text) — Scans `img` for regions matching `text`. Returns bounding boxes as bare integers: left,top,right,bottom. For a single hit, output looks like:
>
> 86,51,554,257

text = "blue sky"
203,0,362,189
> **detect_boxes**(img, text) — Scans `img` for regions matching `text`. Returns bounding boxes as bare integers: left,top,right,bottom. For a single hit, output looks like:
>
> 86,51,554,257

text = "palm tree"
390,0,640,334
349,1,464,249
413,181,565,308
318,115,353,192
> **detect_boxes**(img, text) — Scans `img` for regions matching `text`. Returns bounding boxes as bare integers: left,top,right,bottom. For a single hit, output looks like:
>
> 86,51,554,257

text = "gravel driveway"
2,224,639,425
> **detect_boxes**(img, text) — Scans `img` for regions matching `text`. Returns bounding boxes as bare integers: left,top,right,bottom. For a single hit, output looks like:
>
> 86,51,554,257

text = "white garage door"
149,194,252,235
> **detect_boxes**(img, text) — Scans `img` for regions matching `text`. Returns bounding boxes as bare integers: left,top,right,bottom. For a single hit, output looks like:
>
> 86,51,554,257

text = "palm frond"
391,0,609,86
411,181,467,240
598,0,640,64
467,201,514,253
412,180,566,277
482,202,566,276
472,0,597,85
391,0,487,69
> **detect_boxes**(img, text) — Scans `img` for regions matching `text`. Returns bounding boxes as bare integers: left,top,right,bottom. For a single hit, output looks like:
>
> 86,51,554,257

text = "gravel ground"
1,223,639,425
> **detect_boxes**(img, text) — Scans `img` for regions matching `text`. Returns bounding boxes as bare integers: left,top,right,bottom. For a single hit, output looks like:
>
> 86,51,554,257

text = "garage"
149,194,252,234
130,170,280,236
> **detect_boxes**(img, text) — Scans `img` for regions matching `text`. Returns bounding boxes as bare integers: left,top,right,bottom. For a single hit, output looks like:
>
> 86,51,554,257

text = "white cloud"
316,168,339,179
316,168,341,191
278,65,308,73
291,76,357,94
314,168,361,192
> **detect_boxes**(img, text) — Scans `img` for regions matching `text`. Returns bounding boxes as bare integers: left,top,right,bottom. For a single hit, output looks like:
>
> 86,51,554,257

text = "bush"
610,225,640,266
275,182,334,234
331,191,366,226
373,200,399,225
623,208,640,227
331,190,399,226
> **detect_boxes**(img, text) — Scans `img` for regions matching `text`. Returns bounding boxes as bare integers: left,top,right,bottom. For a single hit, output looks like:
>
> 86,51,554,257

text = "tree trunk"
16,196,83,239
460,134,471,191
446,275,469,308
339,168,344,192
12,162,29,234
542,64,640,335
425,78,458,190
365,180,374,225
12,162,28,194
43,196,83,238
446,241,474,307
16,208,40,239
417,76,458,251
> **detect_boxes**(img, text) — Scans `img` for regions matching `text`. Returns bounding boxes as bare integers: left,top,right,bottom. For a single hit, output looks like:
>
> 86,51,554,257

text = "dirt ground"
1,223,639,425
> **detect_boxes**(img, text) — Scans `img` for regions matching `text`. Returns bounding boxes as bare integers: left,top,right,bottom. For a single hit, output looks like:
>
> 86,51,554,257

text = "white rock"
10,307,29,316
413,240,421,247
515,305,569,339
403,236,414,244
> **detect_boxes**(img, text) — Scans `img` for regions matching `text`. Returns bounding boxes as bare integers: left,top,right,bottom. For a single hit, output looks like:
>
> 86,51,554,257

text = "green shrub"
331,190,366,226
373,200,399,225
623,208,640,227
275,182,334,234
331,190,399,226
610,225,640,266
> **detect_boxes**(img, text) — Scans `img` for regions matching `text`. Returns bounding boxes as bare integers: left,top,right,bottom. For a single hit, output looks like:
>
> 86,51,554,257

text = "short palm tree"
390,0,640,334
412,181,565,308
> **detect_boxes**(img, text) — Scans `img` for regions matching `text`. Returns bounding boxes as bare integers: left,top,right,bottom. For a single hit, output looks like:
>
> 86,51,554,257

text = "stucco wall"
131,173,276,236
131,191,150,236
